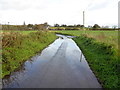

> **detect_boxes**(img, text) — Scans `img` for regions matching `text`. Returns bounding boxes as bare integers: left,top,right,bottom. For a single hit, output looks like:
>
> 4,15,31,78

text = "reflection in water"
80,53,82,62
2,36,64,87
2,55,40,87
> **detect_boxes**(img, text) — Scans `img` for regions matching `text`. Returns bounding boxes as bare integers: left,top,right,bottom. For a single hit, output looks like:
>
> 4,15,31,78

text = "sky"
0,0,119,27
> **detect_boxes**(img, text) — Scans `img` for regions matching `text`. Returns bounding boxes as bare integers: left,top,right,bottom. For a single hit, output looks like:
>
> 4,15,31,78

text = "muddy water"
2,34,102,88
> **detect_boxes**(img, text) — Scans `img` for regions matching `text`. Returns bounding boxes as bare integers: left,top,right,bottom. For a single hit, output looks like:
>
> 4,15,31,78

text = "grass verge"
2,31,56,78
73,35,119,88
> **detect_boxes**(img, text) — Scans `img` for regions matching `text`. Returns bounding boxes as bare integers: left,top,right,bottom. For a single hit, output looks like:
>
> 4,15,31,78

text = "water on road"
2,34,102,88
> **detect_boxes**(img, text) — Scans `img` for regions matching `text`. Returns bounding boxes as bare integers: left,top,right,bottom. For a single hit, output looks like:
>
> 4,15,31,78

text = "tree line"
2,23,48,31
1,22,118,31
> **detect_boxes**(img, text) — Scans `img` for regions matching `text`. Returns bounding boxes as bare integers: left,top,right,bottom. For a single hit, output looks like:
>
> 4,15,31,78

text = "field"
54,30,119,88
54,30,118,49
1,31,56,78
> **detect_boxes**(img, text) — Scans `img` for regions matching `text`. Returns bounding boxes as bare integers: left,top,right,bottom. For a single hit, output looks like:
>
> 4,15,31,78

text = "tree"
54,24,59,27
61,24,67,27
76,24,81,27
80,25,84,28
27,24,33,28
93,24,100,29
68,25,74,27
44,22,48,26
34,24,39,30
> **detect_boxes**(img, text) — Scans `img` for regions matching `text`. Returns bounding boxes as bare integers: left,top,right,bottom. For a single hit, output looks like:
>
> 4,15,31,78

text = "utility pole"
83,11,85,26
118,1,120,58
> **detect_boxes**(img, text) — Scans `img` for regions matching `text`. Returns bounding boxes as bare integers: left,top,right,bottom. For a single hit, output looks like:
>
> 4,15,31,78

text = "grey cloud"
0,0,66,11
88,1,109,11
0,0,32,10
0,0,47,11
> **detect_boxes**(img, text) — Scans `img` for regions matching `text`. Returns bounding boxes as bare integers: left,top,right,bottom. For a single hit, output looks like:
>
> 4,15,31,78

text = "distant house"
37,23,48,30
46,26,50,30
28,27,33,30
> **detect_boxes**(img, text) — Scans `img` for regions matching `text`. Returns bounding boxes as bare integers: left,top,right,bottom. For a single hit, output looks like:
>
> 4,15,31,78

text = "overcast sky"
0,0,119,26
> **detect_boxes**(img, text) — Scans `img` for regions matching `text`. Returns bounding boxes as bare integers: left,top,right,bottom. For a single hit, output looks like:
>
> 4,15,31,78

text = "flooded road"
3,34,102,88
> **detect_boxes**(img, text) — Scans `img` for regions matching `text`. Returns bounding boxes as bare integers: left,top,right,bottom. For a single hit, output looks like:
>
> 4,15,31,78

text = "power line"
85,0,95,10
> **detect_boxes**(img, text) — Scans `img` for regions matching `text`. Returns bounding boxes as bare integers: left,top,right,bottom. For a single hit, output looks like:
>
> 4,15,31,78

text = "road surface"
3,34,102,88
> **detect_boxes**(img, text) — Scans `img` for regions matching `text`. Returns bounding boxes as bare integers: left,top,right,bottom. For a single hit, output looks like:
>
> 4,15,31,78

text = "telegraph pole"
83,11,85,26
118,1,120,57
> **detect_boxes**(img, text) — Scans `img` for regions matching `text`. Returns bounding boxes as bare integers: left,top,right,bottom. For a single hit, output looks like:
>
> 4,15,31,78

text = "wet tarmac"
2,34,102,88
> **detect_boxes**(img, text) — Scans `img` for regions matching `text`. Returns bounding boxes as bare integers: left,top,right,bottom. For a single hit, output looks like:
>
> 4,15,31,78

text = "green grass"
73,36,119,88
54,30,119,88
54,30,118,49
2,31,56,78
3,30,37,35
